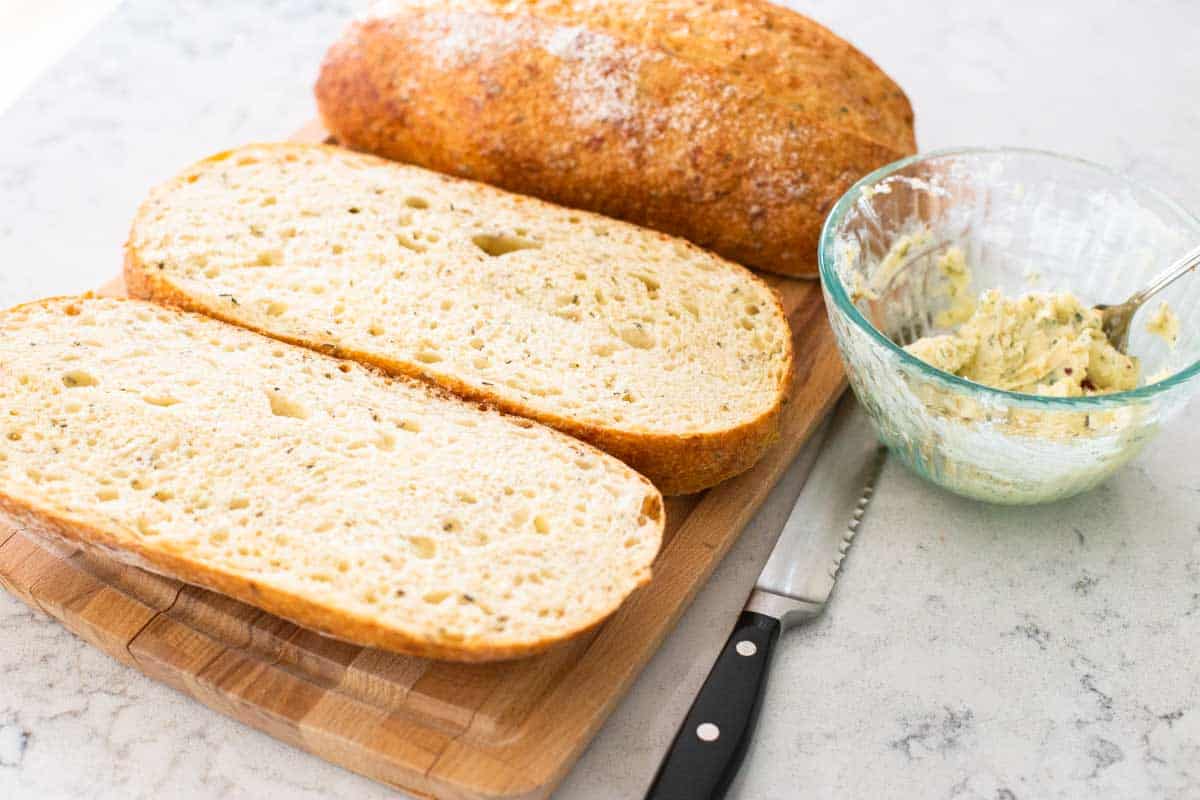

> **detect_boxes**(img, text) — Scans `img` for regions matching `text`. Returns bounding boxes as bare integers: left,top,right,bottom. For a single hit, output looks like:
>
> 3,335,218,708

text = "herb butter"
906,290,1140,396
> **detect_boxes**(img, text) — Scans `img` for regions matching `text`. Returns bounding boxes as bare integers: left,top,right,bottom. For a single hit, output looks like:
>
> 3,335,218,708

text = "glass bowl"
818,147,1200,504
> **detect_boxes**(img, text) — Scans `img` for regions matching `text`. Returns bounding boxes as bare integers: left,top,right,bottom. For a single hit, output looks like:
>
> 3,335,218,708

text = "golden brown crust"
314,0,916,277
125,143,793,495
0,492,627,662
0,295,664,662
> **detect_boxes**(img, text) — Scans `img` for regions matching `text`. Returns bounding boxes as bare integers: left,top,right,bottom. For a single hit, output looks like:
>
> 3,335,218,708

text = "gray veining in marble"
1,1,1199,798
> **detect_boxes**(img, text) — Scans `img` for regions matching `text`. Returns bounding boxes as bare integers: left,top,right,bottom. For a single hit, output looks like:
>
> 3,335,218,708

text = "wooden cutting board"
0,123,844,800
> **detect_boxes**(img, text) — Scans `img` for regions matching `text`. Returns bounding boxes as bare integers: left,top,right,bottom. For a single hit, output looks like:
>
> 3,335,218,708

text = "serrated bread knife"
646,399,886,800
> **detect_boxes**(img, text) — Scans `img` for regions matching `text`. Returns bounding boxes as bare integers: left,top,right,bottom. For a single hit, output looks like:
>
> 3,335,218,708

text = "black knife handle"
646,610,781,800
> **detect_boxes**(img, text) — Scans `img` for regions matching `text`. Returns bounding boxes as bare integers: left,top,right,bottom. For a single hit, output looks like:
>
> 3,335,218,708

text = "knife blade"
748,400,886,628
646,397,885,800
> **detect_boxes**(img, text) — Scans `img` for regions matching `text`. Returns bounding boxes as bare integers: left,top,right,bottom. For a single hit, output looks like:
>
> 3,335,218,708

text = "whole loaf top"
317,0,916,276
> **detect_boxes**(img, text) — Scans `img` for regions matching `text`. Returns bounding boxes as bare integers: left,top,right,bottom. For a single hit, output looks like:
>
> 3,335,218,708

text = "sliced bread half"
125,143,794,495
0,297,663,661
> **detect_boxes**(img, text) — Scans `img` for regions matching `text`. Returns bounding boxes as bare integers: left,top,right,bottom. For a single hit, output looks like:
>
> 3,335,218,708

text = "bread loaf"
315,0,916,277
0,297,664,661
126,143,793,495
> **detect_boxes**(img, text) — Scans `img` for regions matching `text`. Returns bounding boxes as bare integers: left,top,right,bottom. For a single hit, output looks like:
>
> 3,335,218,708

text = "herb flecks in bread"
126,143,793,494
0,297,663,661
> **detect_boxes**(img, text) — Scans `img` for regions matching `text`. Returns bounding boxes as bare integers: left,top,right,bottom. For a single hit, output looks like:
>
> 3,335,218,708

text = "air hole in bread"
632,273,661,293
415,350,442,364
396,233,426,252
405,196,429,209
618,326,654,349
266,301,288,317
407,536,436,560
266,389,308,420
142,395,180,407
471,233,542,257
62,370,99,388
533,515,550,535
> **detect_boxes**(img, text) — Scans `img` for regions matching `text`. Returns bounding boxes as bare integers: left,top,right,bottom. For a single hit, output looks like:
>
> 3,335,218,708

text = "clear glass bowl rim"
817,145,1200,410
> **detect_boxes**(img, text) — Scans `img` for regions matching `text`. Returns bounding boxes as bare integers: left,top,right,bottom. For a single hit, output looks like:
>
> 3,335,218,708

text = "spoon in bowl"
1096,243,1200,353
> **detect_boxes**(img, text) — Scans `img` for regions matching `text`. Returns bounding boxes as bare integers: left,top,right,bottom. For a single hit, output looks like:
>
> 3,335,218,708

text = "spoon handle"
1130,243,1200,306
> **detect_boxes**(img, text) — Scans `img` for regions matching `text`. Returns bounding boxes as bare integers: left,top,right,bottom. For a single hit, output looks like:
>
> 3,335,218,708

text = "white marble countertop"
1,1,1199,798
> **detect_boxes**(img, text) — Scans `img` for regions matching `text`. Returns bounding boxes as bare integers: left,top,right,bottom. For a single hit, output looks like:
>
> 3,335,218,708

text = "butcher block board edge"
0,123,845,800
